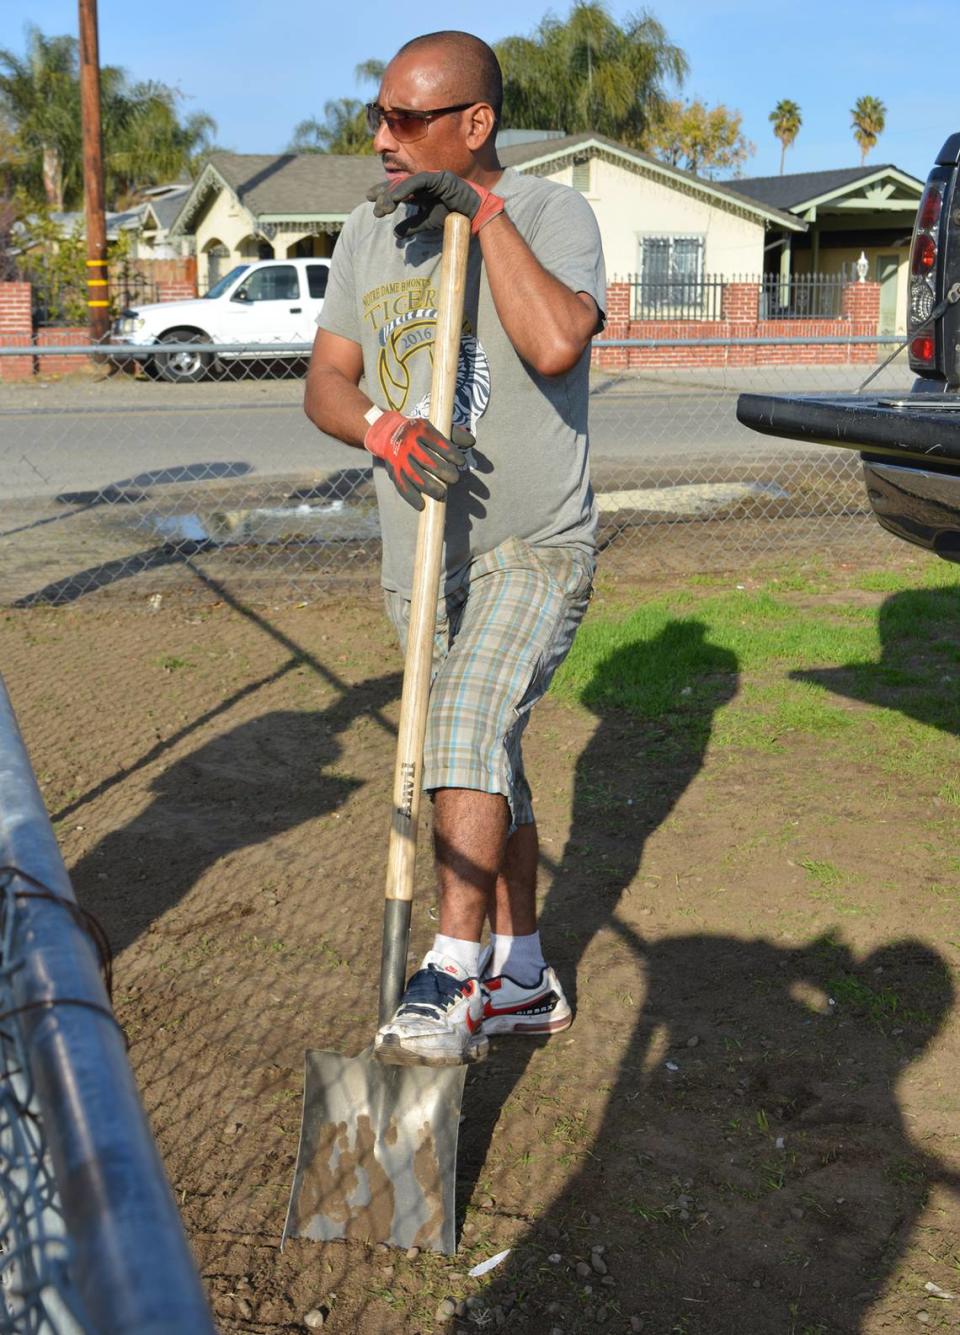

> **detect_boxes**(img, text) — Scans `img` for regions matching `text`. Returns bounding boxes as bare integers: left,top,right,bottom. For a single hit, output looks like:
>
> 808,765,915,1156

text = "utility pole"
78,0,109,342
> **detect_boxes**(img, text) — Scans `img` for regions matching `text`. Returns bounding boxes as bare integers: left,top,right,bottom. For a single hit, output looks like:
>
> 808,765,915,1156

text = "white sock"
490,931,547,986
427,934,481,978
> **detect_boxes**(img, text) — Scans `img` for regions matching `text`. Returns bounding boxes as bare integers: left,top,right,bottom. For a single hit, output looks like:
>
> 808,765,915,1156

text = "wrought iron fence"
759,272,848,320
628,274,725,321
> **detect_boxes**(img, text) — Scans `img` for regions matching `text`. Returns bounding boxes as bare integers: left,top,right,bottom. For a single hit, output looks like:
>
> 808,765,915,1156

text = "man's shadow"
473,926,954,1333
463,597,958,1331
458,618,739,1219
70,674,400,954
792,582,960,737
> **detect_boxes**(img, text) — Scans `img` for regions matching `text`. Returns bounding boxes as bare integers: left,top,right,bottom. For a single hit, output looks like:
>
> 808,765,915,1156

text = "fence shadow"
69,674,401,956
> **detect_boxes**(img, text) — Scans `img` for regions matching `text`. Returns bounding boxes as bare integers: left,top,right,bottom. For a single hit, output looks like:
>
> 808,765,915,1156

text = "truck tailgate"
736,393,960,469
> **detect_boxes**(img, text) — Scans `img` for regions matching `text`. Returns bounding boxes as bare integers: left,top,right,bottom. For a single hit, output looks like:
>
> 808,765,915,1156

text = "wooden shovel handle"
379,212,470,1023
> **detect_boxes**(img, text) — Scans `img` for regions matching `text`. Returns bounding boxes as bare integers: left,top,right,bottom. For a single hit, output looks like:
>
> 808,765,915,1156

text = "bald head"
394,30,503,126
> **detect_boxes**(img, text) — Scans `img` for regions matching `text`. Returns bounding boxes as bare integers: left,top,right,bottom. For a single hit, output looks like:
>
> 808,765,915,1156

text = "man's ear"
465,103,497,152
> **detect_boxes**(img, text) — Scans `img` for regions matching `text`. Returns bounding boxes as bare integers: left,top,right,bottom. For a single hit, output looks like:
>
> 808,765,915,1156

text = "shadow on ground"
461,616,956,1333
70,676,400,955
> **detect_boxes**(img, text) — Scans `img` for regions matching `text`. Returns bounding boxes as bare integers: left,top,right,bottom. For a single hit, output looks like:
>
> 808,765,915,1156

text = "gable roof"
735,164,924,212
498,132,806,231
170,152,384,234
142,187,191,232
170,135,806,239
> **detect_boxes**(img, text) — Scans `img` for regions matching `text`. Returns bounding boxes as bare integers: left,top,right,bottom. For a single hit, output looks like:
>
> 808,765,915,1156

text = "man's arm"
303,327,371,448
477,213,600,379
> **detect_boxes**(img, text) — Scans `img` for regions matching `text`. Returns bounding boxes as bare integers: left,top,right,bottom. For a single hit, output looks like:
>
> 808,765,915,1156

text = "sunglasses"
365,101,476,143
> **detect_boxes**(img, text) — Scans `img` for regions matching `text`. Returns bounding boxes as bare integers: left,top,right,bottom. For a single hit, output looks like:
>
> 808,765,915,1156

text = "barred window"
637,235,705,311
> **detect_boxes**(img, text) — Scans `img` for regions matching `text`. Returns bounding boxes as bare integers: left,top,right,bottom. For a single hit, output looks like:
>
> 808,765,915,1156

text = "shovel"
283,211,471,1255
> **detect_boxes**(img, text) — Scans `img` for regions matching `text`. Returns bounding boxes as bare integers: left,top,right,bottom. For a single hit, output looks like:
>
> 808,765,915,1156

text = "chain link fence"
0,338,912,608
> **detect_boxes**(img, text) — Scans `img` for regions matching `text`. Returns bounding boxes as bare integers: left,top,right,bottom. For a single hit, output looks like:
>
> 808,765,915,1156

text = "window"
307,264,329,299
572,159,591,193
234,265,299,302
636,235,706,316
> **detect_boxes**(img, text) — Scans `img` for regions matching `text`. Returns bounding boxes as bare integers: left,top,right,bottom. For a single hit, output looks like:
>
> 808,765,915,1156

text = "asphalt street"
0,363,913,500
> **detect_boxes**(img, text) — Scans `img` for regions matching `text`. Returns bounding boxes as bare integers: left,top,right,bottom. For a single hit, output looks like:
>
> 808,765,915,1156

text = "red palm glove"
364,409,467,510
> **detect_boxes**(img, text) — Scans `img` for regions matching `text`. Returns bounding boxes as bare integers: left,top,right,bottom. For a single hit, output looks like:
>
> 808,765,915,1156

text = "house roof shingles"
207,151,384,217
733,166,903,211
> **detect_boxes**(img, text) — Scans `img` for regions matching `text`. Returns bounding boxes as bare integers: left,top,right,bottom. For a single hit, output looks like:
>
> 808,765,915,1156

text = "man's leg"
433,787,509,943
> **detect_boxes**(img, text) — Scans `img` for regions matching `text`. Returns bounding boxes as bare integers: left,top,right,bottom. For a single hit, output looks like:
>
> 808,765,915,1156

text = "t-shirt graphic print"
377,306,491,447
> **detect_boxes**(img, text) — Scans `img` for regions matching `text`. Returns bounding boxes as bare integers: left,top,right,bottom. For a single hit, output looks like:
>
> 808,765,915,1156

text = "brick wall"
0,283,34,382
35,326,92,376
157,280,197,303
592,279,883,369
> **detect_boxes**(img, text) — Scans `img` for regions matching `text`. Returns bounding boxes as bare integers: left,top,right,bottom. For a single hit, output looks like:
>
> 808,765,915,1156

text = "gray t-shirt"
317,166,606,598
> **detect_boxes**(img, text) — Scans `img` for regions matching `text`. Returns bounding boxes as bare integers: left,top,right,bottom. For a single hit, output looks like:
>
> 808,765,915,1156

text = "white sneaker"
374,954,488,1067
479,948,573,1035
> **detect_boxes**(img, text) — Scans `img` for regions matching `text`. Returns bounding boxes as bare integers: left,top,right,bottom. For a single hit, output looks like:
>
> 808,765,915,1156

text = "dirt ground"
3,559,960,1334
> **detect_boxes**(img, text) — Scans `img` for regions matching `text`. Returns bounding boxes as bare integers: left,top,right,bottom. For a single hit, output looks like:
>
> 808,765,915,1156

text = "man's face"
373,48,476,181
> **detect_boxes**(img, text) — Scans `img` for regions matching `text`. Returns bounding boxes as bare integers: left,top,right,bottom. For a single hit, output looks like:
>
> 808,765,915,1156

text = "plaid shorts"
384,536,594,829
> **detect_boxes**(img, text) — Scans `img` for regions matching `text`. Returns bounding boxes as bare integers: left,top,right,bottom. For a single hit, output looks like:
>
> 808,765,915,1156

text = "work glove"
367,171,505,240
364,408,472,511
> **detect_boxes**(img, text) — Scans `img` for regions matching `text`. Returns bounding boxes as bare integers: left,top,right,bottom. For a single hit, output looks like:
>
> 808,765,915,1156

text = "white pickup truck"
110,257,330,382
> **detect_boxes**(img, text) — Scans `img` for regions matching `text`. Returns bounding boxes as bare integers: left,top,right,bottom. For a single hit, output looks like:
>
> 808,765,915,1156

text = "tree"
0,27,79,209
851,95,886,166
288,59,382,155
647,98,754,178
494,1,688,147
103,78,216,203
769,99,802,176
0,24,217,210
288,99,373,156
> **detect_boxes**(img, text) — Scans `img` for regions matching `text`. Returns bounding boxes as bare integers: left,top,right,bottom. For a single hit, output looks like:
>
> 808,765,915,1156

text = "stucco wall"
542,155,767,279
194,189,255,288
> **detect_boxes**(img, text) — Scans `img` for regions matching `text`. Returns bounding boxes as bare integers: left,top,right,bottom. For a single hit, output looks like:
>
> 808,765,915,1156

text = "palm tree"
104,77,216,203
0,26,79,209
495,1,688,147
287,59,382,155
288,100,374,155
0,24,217,210
851,95,886,166
769,99,801,176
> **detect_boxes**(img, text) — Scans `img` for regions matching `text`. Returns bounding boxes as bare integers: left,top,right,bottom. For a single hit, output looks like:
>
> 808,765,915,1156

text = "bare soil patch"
3,563,959,1333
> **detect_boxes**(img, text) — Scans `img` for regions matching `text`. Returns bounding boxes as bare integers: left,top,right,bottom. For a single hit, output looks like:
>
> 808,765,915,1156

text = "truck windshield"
204,266,249,299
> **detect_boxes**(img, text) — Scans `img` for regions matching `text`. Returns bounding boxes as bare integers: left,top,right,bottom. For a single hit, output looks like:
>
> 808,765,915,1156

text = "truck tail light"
909,177,947,376
911,335,936,365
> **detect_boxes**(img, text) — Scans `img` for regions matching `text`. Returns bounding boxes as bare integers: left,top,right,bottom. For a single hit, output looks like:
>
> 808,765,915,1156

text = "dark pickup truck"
737,132,960,561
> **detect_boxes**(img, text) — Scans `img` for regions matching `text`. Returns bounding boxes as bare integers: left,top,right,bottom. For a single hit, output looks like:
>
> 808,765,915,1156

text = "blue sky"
13,0,956,182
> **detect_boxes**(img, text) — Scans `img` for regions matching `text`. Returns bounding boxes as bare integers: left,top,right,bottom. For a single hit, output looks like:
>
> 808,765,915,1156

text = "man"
304,30,605,1066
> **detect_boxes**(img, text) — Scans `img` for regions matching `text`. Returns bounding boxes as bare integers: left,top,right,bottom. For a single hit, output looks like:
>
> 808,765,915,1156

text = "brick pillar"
721,281,759,364
0,282,34,382
842,279,880,362
592,280,630,369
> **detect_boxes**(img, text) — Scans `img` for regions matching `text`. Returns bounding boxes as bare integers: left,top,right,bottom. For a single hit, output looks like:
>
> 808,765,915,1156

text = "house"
169,135,803,297
131,184,193,261
168,153,384,290
734,165,925,332
498,131,804,288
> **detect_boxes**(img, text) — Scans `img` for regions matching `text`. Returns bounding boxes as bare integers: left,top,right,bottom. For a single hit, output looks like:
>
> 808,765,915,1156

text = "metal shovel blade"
282,1047,467,1253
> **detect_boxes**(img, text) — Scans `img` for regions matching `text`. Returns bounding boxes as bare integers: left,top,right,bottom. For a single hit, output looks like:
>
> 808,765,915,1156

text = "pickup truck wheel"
154,329,213,383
